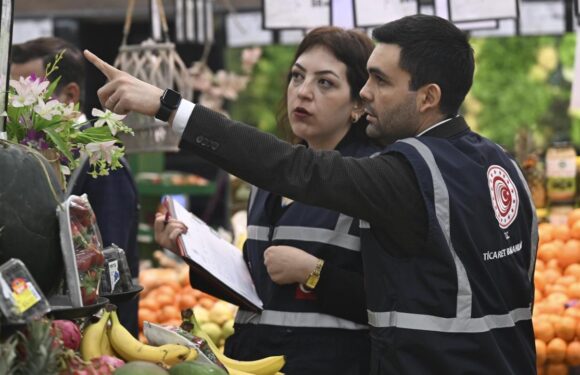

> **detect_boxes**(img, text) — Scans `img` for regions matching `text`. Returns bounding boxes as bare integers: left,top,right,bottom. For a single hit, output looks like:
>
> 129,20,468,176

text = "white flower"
9,76,49,107
60,102,81,121
34,98,61,121
60,164,71,176
85,140,118,165
91,108,127,136
241,47,262,73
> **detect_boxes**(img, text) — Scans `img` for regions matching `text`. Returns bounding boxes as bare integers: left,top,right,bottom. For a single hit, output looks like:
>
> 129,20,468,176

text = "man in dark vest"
87,14,538,374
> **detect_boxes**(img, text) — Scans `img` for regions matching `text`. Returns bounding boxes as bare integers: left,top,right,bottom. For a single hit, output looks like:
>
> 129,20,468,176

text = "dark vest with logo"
361,133,538,374
225,128,379,374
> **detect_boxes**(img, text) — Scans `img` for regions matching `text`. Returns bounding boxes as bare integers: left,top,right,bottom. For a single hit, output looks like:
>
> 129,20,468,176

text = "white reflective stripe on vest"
399,138,472,318
334,213,354,233
235,309,369,330
367,306,531,333
246,225,361,252
510,160,539,280
247,225,270,241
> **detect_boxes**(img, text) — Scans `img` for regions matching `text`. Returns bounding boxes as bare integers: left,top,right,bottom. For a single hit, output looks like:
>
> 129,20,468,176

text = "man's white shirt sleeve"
172,99,195,137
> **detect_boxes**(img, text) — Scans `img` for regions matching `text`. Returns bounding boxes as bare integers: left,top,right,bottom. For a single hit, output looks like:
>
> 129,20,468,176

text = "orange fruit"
178,293,198,310
566,340,580,366
547,258,562,270
165,281,182,293
547,292,569,305
538,243,558,262
558,240,580,269
536,259,546,272
571,220,580,240
556,275,577,287
138,308,157,328
564,306,580,320
555,316,577,341
159,304,181,323
575,319,580,339
546,284,568,296
546,362,569,375
547,337,567,363
536,339,547,366
535,272,547,292
544,269,562,284
155,285,177,298
568,283,580,299
155,293,174,307
565,264,580,279
553,225,571,242
139,297,158,311
198,297,216,309
539,223,555,245
535,289,544,304
568,208,580,228
535,319,556,342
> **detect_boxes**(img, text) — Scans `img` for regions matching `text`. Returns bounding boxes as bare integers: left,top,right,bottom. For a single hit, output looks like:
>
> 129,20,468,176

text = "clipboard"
163,196,263,312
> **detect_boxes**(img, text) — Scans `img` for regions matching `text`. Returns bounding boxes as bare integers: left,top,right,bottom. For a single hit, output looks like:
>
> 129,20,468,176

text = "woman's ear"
417,83,441,113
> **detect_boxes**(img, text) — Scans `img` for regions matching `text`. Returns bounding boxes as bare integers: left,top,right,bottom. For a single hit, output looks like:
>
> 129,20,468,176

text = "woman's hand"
263,245,319,285
153,212,188,256
83,50,164,117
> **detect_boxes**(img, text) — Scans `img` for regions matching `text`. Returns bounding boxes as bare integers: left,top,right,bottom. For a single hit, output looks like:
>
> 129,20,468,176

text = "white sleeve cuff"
172,99,195,137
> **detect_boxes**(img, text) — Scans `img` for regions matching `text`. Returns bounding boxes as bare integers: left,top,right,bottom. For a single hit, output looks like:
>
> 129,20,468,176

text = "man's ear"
417,83,441,113
57,82,81,105
351,100,365,118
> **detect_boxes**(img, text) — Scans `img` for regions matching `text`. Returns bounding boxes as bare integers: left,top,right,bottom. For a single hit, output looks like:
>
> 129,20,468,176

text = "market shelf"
136,181,216,196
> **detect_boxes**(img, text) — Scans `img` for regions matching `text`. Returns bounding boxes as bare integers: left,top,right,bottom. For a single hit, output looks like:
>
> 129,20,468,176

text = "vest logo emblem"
487,165,519,229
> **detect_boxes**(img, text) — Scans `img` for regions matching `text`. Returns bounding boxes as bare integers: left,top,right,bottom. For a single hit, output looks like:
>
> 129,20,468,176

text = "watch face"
162,89,181,109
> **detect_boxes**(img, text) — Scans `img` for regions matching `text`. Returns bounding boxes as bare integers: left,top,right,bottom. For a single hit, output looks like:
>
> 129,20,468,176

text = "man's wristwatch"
304,258,325,290
155,88,182,122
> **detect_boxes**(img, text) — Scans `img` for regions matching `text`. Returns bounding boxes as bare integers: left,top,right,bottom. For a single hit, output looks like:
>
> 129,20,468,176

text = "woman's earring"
351,114,360,123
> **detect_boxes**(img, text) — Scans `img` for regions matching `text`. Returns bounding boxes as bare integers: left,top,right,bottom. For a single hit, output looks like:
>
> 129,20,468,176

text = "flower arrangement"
188,47,262,116
2,51,133,181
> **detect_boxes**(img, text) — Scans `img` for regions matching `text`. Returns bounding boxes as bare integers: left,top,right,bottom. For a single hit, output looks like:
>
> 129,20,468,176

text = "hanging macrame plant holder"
114,0,192,153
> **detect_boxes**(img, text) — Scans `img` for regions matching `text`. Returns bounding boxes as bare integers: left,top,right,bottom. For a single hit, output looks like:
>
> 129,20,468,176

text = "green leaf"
43,127,75,163
73,126,116,143
44,76,62,99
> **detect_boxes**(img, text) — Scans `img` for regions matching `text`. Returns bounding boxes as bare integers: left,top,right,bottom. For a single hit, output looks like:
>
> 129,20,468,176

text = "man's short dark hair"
11,37,85,103
372,15,474,115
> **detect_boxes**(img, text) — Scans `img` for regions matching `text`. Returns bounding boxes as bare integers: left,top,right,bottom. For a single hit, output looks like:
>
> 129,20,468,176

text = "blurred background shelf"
136,181,216,196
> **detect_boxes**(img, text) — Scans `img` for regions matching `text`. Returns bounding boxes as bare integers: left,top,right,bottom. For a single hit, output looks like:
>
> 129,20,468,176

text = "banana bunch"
181,308,285,375
108,309,198,366
143,321,221,368
80,309,115,360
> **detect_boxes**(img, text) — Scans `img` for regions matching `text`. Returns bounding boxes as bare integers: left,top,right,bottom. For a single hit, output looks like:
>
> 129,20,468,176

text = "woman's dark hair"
372,15,474,116
277,27,374,142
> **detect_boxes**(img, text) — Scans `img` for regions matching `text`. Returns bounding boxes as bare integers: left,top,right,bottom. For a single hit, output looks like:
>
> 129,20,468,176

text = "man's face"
360,43,421,145
11,58,73,105
10,58,45,82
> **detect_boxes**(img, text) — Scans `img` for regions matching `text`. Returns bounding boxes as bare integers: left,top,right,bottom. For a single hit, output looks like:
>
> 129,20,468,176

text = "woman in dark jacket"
155,27,378,375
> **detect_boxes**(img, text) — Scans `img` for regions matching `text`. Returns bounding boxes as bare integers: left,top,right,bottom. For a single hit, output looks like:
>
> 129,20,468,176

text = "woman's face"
287,46,356,150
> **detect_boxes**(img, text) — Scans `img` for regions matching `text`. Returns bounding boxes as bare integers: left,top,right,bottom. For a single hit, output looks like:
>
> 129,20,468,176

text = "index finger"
83,49,121,80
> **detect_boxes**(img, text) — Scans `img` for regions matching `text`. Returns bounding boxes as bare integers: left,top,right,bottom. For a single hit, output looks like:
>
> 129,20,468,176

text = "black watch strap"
155,89,182,122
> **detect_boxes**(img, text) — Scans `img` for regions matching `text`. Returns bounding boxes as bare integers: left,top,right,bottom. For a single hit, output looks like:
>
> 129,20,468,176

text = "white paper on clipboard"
164,196,263,311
